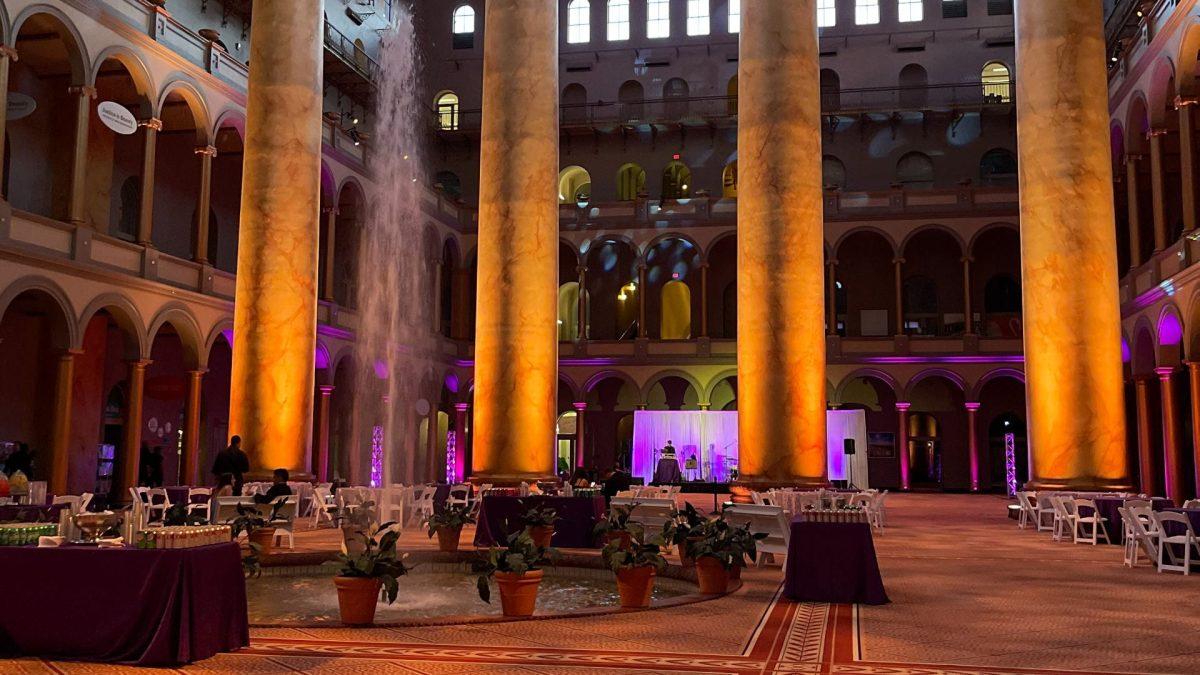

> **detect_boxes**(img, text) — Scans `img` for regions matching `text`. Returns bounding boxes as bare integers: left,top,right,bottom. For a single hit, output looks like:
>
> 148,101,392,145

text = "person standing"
212,435,251,495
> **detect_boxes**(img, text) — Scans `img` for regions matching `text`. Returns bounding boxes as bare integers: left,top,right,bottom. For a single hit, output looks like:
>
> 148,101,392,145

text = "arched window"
687,0,711,36
727,74,738,116
895,151,934,189
452,5,476,48
619,80,645,120
661,280,693,339
728,0,741,33
822,155,847,189
820,69,840,111
898,64,929,108
435,91,460,130
435,170,462,199
567,0,591,44
981,61,1012,103
562,83,588,123
664,78,690,118
647,0,671,38
558,282,582,341
617,163,646,200
980,148,1018,186
559,166,592,203
722,161,738,198
608,0,631,40
662,161,693,199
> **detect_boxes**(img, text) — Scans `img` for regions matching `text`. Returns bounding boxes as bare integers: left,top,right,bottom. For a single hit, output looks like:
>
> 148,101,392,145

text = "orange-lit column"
119,360,149,502
0,45,17,190
229,0,322,478
1015,1,1132,490
1187,362,1200,495
1133,377,1157,495
896,402,911,490
1125,155,1144,269
1148,128,1169,252
574,402,588,468
180,369,205,486
314,385,334,482
193,145,217,264
67,85,95,225
736,0,826,489
471,0,559,484
48,351,78,496
1177,98,1198,234
1157,367,1185,502
965,402,981,492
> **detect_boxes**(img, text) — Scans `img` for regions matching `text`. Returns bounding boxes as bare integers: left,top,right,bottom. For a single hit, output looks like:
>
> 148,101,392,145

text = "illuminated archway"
616,163,645,201
558,165,592,203
662,160,692,199
660,279,692,339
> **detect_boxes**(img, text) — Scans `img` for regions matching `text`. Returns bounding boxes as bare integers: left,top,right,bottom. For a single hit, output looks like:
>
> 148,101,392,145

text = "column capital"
961,256,974,264
895,401,912,412
637,263,648,273
826,258,839,267
699,261,710,271
0,45,18,61
893,257,905,265
964,401,981,412
1155,366,1178,380
454,402,470,412
1126,152,1146,163
572,401,588,412
576,264,588,275
68,84,97,98
139,117,164,132
1147,127,1170,139
187,368,208,377
194,145,218,157
1176,95,1199,109
318,384,336,395
1185,361,1200,371
127,358,152,370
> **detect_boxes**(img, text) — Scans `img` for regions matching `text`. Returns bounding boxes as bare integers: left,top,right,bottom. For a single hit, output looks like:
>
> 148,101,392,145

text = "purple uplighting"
1158,312,1183,345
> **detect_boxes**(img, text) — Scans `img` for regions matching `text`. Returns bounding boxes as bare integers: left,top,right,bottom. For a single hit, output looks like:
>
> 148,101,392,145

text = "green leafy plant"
162,502,208,527
670,502,707,549
601,522,669,573
518,501,559,528
473,530,557,604
336,521,413,604
593,503,644,539
231,501,286,577
689,513,769,570
424,503,477,538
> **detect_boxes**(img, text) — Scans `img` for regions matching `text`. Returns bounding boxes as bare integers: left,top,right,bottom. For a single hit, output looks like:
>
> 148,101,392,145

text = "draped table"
474,495,607,548
1083,497,1173,544
1160,508,1200,534
783,519,889,605
0,543,249,665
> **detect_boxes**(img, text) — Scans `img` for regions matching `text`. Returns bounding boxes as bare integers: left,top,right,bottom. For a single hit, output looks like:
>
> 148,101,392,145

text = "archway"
820,68,840,111
661,160,692,199
710,375,738,411
585,375,640,469
660,280,692,339
907,374,966,490
562,82,588,123
584,239,638,339
618,80,644,120
143,316,202,487
208,119,244,272
722,160,737,198
976,374,1027,493
971,226,1021,337
645,375,701,411
616,163,645,200
558,165,592,203
201,331,232,488
644,237,701,339
334,182,365,308
838,374,900,489
898,63,928,108
89,54,153,238
902,228,964,336
440,239,457,337
707,235,737,339
836,230,897,336
1126,96,1154,265
152,86,208,259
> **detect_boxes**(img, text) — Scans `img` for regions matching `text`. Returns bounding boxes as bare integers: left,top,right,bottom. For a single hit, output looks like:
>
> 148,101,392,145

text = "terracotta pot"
529,525,555,548
729,564,742,580
248,528,276,558
605,531,633,550
679,535,703,568
494,569,543,617
695,556,730,594
435,525,462,552
334,576,382,625
615,565,656,608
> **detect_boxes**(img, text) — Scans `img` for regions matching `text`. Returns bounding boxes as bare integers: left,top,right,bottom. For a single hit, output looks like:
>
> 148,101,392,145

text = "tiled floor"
16,493,1200,674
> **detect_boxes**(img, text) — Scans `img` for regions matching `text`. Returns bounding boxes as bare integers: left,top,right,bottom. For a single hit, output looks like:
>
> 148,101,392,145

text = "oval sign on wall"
7,92,36,121
97,100,138,135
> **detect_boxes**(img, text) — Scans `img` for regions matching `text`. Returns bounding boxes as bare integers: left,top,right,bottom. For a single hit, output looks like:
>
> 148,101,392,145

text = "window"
568,0,591,43
987,0,1013,15
608,0,631,40
898,0,923,22
979,148,1018,186
616,163,646,200
647,0,670,38
818,0,837,27
728,0,740,33
559,166,592,203
942,0,967,18
822,155,846,189
452,5,475,48
895,151,935,189
855,0,880,25
687,0,710,36
981,61,1012,103
435,91,460,130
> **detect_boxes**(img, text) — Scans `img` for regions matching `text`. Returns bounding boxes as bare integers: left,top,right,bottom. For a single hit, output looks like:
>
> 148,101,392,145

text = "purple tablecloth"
474,495,607,548
0,503,65,523
1160,508,1200,535
783,519,889,605
0,543,249,665
1083,497,1173,544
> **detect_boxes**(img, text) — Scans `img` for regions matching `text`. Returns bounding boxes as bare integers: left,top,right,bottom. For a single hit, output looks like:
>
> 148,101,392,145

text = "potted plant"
231,501,284,560
689,514,768,592
518,502,559,548
474,530,557,617
601,525,669,608
424,504,476,552
726,520,768,580
670,502,708,568
593,503,642,549
334,521,412,625
162,502,208,527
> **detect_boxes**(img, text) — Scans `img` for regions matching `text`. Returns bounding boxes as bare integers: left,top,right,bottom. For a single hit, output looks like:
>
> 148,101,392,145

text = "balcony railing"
433,81,1014,133
324,20,380,83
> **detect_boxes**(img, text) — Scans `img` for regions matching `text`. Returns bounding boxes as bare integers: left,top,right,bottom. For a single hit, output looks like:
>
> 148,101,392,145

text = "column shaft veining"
229,0,323,476
736,0,827,488
471,0,560,483
1015,0,1131,489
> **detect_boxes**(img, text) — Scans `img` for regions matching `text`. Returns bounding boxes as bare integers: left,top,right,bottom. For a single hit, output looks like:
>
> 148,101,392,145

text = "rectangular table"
0,543,249,665
1084,497,1173,544
783,519,889,605
0,503,65,523
474,495,607,548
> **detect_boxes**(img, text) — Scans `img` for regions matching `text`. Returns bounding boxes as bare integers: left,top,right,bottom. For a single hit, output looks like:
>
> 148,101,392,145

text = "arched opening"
331,358,357,482
972,226,1022,337
661,160,692,199
89,55,152,238
435,91,460,130
334,183,365,308
558,282,582,342
837,231,897,337
710,376,738,411
561,82,588,123
895,151,935,189
7,13,86,221
707,235,737,339
838,375,901,489
1126,98,1155,266
722,160,737,198
586,376,640,469
618,80,645,121
977,376,1027,493
434,170,462,199
646,375,701,411
726,74,738,116
902,229,964,336
979,148,1018,187
152,87,208,259
898,63,929,108
452,5,476,48
663,78,690,118
440,239,457,337
908,375,967,490
1131,328,1162,495
201,331,233,488
823,155,846,189
820,69,840,111
644,237,701,339
209,120,244,272
143,319,201,487
584,239,639,340
981,61,1012,103
558,165,592,203
616,163,645,201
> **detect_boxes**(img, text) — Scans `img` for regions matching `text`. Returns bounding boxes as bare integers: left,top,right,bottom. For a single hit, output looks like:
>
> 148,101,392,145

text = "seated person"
602,464,633,499
253,468,293,504
214,473,234,497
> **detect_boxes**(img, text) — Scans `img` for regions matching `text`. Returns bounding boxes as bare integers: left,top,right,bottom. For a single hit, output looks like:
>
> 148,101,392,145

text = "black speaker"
843,438,856,455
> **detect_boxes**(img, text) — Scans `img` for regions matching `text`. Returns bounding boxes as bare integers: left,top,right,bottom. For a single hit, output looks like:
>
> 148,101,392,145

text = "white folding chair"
146,487,171,524
1183,499,1200,509
447,483,472,509
187,487,213,521
1033,493,1056,532
267,495,299,549
1049,496,1074,542
1127,506,1161,568
1015,491,1037,530
1153,511,1200,575
78,492,94,513
51,495,82,513
723,504,791,566
1072,498,1110,545
311,485,338,527
610,497,676,547
412,486,437,524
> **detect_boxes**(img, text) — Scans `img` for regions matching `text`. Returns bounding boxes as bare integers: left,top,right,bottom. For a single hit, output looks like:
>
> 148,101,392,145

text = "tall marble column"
0,46,17,192
181,369,205,486
1015,1,1132,490
961,257,974,335
68,86,95,225
1148,128,1169,252
896,402,911,491
314,385,334,482
1157,367,1185,501
471,0,559,484
193,146,217,263
48,351,78,496
736,0,826,488
1126,155,1144,268
1133,377,1157,495
965,402,981,492
137,118,162,246
1177,98,1198,234
229,0,323,477
119,360,149,501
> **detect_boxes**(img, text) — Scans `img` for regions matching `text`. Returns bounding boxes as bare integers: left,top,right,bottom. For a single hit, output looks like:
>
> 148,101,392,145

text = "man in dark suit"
212,435,251,495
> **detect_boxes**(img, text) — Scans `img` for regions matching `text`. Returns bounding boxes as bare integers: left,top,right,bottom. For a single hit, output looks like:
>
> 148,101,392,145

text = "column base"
731,476,829,503
1024,478,1138,493
470,473,558,488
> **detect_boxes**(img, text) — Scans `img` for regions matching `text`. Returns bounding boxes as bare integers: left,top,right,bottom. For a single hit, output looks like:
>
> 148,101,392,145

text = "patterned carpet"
12,494,1200,674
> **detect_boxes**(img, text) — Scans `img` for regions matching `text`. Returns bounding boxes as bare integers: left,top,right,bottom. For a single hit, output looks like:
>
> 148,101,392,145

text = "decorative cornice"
139,117,164,132
0,45,18,62
194,145,218,157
